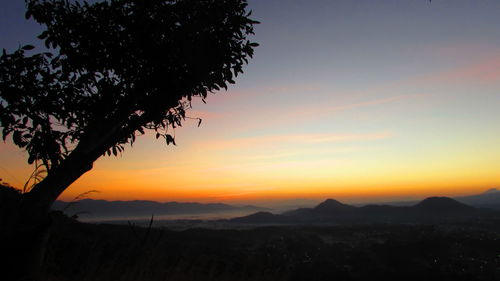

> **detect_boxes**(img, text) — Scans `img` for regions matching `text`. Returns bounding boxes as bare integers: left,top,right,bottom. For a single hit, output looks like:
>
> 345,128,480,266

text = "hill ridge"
230,196,486,224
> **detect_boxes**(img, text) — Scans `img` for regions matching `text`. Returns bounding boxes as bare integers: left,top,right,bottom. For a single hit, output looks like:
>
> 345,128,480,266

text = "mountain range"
52,199,265,220
229,196,497,224
370,188,500,209
455,188,500,209
52,188,500,223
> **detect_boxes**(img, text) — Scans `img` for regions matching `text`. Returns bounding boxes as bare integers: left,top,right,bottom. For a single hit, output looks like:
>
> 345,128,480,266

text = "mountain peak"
483,188,499,194
313,199,356,213
415,197,474,212
229,211,280,223
320,198,342,204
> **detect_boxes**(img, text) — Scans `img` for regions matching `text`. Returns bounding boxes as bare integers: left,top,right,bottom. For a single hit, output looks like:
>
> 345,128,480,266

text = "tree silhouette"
0,0,257,279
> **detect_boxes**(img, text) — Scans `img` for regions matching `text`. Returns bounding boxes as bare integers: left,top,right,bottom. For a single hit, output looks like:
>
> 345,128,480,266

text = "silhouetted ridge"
229,196,486,225
52,199,265,220
358,204,399,215
313,199,356,213
483,188,499,194
230,212,281,223
455,188,500,209
414,197,474,213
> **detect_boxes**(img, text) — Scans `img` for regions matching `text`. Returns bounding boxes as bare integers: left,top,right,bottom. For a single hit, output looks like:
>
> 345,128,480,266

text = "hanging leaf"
166,134,176,146
21,45,35,51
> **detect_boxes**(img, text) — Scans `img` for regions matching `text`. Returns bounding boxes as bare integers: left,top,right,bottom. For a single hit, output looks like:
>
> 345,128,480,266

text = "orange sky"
1,0,500,205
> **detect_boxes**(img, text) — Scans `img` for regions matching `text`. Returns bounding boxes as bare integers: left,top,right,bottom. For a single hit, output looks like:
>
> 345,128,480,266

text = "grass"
40,212,500,281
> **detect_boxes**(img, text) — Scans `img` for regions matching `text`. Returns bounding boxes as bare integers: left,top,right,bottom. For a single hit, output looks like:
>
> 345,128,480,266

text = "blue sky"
1,0,499,204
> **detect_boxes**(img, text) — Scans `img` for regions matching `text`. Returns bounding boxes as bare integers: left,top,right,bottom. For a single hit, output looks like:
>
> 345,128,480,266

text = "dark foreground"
42,214,500,281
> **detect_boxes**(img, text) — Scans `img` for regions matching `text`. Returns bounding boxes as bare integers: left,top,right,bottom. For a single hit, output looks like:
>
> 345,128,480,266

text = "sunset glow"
1,0,499,205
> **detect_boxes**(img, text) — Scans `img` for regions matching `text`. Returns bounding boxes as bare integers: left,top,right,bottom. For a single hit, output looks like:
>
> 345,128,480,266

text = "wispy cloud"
244,146,365,161
185,109,226,120
427,55,500,84
259,93,428,127
195,132,392,151
398,44,500,85
308,94,426,116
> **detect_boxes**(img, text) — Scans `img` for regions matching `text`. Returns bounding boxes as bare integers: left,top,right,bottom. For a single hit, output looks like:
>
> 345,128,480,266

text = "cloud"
427,56,500,84
403,44,500,85
309,94,426,115
263,93,427,127
202,158,351,172
244,146,365,161
195,132,392,151
184,109,225,120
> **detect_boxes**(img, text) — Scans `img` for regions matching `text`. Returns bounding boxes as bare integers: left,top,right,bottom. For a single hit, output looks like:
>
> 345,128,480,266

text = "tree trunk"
1,151,96,281
1,189,52,281
0,108,146,280
2,217,51,281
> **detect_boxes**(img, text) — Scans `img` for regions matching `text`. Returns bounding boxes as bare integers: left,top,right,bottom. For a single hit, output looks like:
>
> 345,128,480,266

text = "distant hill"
52,188,500,223
229,197,492,225
454,188,500,210
414,197,475,213
313,199,357,213
52,199,265,221
229,211,283,224
356,188,500,209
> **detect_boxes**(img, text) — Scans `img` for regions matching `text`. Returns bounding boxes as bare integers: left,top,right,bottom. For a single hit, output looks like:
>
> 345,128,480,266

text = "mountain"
454,188,500,209
229,211,286,224
352,188,500,209
230,197,489,225
279,199,360,222
483,188,499,194
313,199,357,213
414,197,475,213
52,199,265,220
357,204,400,215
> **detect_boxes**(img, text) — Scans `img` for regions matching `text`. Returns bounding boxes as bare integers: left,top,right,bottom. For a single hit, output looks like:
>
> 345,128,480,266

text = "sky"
1,0,499,205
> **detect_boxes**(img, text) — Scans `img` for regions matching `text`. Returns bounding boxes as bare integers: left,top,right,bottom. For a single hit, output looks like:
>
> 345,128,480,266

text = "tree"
0,0,257,279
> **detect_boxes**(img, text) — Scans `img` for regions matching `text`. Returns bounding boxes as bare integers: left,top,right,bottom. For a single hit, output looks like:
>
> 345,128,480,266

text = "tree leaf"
22,45,35,51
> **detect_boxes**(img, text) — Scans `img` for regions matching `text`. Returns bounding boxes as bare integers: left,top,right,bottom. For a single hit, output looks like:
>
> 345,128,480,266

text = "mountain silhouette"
454,188,500,209
283,199,356,217
414,197,475,213
354,188,500,209
313,199,357,213
230,197,489,224
52,199,265,220
482,188,499,194
229,211,285,224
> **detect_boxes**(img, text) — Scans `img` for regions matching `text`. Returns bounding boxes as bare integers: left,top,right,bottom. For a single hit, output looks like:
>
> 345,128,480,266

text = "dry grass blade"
62,190,100,213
